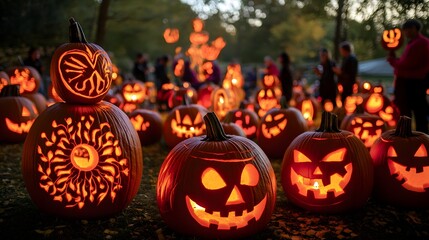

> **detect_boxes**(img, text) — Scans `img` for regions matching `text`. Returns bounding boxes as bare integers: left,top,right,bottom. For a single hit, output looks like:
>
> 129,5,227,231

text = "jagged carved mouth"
388,159,429,192
171,119,204,138
185,195,267,230
261,119,287,138
290,163,352,199
5,118,34,134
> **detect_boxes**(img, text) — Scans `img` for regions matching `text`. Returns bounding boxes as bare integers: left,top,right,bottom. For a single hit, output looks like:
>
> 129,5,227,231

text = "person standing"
333,41,358,105
154,55,171,89
278,52,293,102
264,56,279,76
315,48,337,108
388,19,429,133
24,47,44,75
132,53,149,82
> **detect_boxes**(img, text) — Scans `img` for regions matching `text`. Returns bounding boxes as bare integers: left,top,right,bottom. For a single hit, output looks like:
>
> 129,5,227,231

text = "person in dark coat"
154,55,170,89
181,60,200,89
278,52,293,103
333,41,358,105
388,19,429,133
315,48,337,108
132,53,148,82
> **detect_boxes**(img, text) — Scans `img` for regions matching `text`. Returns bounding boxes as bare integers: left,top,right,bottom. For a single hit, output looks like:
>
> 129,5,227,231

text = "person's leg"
410,80,429,133
393,78,412,117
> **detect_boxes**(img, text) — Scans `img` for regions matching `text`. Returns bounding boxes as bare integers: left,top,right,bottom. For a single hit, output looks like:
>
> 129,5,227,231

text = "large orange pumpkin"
157,112,276,238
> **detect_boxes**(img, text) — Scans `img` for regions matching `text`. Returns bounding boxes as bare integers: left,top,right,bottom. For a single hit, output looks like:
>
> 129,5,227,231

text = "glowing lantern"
190,18,209,45
163,96,209,148
157,112,276,238
343,94,364,115
223,63,244,89
173,59,185,78
361,81,372,94
129,109,162,146
262,75,281,89
224,105,260,139
340,105,386,149
197,82,219,109
257,99,307,159
21,18,143,218
121,80,146,104
50,18,113,104
296,96,319,126
0,85,38,143
164,28,180,44
211,87,235,121
370,116,429,207
281,112,374,213
0,71,10,92
255,88,280,118
323,100,334,112
201,37,226,61
381,28,403,51
111,64,123,86
168,84,198,109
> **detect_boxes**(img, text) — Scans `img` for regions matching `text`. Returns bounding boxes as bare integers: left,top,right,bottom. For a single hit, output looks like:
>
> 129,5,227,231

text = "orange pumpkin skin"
129,109,163,146
281,112,373,213
157,112,276,238
370,116,429,208
22,101,142,218
50,19,112,105
22,92,47,114
0,85,38,143
257,102,307,159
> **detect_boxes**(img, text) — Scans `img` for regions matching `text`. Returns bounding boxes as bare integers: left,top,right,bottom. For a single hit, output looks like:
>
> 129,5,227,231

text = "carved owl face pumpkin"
256,88,280,118
121,80,146,104
50,18,112,104
7,66,41,94
370,116,429,207
157,112,276,238
281,112,374,213
381,28,403,51
224,108,259,139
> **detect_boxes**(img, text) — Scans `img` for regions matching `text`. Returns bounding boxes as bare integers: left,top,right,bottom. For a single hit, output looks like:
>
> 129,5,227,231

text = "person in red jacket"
388,19,429,133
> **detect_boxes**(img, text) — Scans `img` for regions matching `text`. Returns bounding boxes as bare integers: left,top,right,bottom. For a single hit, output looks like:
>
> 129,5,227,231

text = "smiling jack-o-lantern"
0,85,38,143
256,88,280,118
370,116,429,208
164,96,209,148
157,112,276,238
129,109,162,146
381,28,403,51
281,112,373,213
50,18,112,104
257,99,307,159
224,105,259,139
121,80,146,104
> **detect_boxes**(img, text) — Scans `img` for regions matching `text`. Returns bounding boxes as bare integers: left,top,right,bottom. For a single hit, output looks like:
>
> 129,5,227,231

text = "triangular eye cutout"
322,148,346,162
415,144,428,157
193,113,202,124
240,164,259,186
387,146,397,157
294,150,312,163
21,106,31,117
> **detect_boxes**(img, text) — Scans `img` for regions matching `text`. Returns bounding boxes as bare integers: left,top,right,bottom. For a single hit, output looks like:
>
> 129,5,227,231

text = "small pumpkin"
121,80,146,104
221,122,246,137
168,83,198,109
7,66,41,94
157,112,276,238
164,28,180,44
0,85,38,143
211,87,235,121
296,95,319,126
255,88,280,118
281,112,374,213
381,28,403,51
50,18,113,104
197,82,219,109
129,109,163,146
370,116,429,208
224,103,259,139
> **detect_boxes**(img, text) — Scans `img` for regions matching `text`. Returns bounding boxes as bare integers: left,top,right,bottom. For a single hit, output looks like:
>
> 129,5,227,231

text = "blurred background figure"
24,47,43,75
314,48,337,109
278,52,293,103
181,60,200,89
154,55,171,89
333,41,358,105
132,53,148,82
264,56,279,76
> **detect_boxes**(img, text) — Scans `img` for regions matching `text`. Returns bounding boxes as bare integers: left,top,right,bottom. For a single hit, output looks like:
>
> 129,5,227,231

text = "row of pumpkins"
2,18,428,239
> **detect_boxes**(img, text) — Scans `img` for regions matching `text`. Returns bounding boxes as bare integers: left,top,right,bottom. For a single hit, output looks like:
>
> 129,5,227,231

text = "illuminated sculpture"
21,18,142,218
381,28,403,51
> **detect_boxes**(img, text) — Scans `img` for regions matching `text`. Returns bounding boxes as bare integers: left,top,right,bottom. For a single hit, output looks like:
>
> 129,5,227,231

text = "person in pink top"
264,56,280,76
388,19,429,133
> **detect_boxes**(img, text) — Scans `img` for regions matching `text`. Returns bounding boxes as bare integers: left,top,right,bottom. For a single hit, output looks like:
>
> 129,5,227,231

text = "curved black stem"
354,104,365,114
182,94,190,106
203,112,230,141
316,111,341,133
0,85,20,98
69,17,88,43
280,96,289,109
394,116,413,137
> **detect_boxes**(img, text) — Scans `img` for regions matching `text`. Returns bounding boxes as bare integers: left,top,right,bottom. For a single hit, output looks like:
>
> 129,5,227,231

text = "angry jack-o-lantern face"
121,81,146,104
387,144,429,192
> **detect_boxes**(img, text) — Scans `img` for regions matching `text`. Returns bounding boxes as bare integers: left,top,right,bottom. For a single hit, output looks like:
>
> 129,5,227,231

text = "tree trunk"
95,0,110,45
333,0,345,61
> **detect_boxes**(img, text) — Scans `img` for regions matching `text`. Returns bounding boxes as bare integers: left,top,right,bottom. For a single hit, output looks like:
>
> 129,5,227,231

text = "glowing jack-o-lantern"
281,112,373,213
360,81,372,94
223,63,244,89
224,105,260,139
157,83,176,111
7,66,41,94
381,28,403,51
163,97,208,148
257,99,307,159
129,109,162,146
296,96,319,126
362,87,399,128
157,112,276,238
0,71,10,92
370,116,429,207
0,85,38,143
190,18,209,45
121,80,146,104
197,82,219,109
22,102,142,218
50,18,112,104
256,88,280,118
144,82,157,104
168,83,198,109
163,28,180,44
343,94,364,115
211,87,234,120
341,106,386,149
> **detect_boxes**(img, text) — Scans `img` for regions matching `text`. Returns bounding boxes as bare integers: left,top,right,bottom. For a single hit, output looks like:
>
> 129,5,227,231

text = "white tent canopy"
359,58,394,77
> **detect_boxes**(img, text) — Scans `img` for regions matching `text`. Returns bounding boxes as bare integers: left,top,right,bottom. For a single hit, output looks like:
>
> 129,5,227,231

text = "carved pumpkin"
370,116,429,208
362,87,399,128
121,80,146,104
0,85,38,143
164,28,180,44
190,18,209,45
255,88,280,118
157,83,176,111
340,105,386,149
223,63,244,89
221,122,246,137
381,28,403,51
197,82,219,109
144,81,157,104
168,83,198,109
211,87,234,121
344,94,364,115
257,99,307,159
224,105,259,139
296,95,319,126
22,102,142,218
129,109,163,146
7,66,41,94
163,97,209,148
50,18,112,104
157,112,276,238
360,81,372,94
103,93,124,109
281,112,373,213
0,71,10,92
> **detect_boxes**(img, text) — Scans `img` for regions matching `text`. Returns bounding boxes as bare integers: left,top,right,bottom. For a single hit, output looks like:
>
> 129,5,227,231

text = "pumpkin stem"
354,104,365,114
316,111,341,133
394,116,414,137
0,85,20,98
280,96,289,109
203,112,230,141
69,17,88,43
182,94,190,106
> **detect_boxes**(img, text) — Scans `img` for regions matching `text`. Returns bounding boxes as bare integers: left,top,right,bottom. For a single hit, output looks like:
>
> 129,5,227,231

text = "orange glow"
21,106,31,117
388,159,429,192
240,164,259,186
387,146,397,157
130,115,151,131
174,59,185,77
163,28,180,44
415,144,428,157
365,93,384,113
322,148,346,162
122,82,146,103
300,100,314,122
350,118,384,148
58,46,112,100
10,68,37,94
37,116,129,209
226,186,244,205
293,150,312,163
363,82,371,91
192,18,204,32
122,103,138,113
223,64,244,88
256,89,280,118
324,101,334,112
5,118,34,134
0,77,8,92
261,114,287,139
171,110,205,138
202,168,227,190
383,28,402,48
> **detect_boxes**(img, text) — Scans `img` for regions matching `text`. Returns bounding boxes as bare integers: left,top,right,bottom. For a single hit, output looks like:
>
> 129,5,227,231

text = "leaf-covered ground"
1,143,429,240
